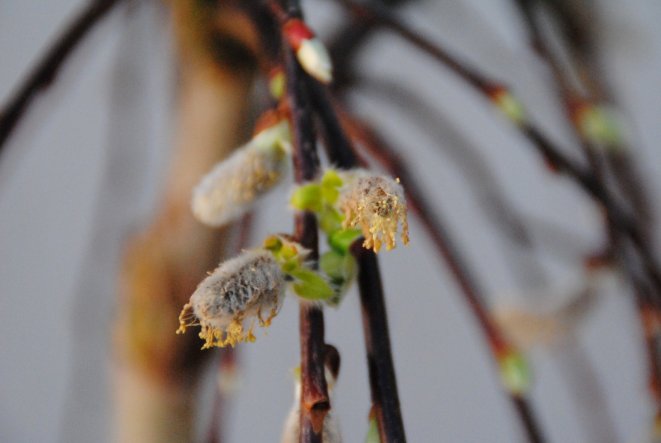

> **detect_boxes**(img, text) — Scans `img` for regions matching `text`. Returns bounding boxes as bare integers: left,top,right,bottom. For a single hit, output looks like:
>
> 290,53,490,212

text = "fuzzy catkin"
191,123,289,227
339,169,409,253
178,250,285,348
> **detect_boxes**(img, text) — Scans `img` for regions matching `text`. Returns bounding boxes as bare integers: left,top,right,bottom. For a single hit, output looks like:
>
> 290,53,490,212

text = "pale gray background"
1,0,661,442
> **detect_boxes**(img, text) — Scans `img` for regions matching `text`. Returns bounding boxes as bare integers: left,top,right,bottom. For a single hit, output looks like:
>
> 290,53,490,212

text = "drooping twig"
353,77,546,288
351,243,408,442
337,0,661,310
513,1,661,428
0,0,123,155
279,2,330,441
338,108,547,443
308,81,407,442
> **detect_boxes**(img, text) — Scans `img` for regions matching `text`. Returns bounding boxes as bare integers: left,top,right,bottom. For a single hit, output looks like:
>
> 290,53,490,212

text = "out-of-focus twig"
0,0,124,156
337,0,661,310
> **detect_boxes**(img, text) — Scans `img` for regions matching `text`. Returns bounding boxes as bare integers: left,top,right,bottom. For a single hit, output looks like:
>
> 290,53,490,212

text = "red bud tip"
283,18,315,50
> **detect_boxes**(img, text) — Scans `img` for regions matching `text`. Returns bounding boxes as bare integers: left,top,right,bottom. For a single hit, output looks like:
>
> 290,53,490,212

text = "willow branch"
353,77,546,287
279,2,329,441
338,108,546,443
308,82,407,442
0,0,123,155
514,0,661,423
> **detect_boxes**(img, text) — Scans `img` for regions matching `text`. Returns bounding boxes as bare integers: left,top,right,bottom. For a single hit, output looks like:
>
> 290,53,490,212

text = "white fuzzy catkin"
177,250,285,348
191,121,290,227
280,367,342,443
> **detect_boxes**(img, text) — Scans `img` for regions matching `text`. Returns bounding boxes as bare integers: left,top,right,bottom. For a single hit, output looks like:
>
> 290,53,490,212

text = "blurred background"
2,0,661,442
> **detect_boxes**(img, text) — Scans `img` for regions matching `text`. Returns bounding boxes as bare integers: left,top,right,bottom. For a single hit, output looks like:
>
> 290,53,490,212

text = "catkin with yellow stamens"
177,250,286,349
339,170,409,253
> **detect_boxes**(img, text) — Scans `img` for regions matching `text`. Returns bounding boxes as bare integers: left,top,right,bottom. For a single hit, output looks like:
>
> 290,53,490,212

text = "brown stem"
309,81,407,442
339,110,547,443
0,0,123,155
351,244,407,442
280,2,329,440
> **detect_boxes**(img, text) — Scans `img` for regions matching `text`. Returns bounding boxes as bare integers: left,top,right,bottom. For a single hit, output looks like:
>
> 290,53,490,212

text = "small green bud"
491,89,526,126
269,70,286,100
577,105,623,148
499,349,531,396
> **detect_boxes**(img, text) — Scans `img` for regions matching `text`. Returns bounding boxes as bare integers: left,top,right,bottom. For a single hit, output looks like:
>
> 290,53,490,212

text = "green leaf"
319,207,343,234
290,268,335,300
320,250,346,280
291,183,322,212
329,228,362,254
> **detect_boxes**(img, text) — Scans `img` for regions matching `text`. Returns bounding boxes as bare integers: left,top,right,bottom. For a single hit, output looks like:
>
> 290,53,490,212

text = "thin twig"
353,77,546,288
513,0,661,428
280,2,330,441
338,108,547,443
351,243,407,442
0,0,123,155
309,81,407,442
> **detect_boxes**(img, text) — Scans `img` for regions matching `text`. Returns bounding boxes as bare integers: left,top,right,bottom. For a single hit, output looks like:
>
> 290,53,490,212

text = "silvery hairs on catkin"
178,250,286,348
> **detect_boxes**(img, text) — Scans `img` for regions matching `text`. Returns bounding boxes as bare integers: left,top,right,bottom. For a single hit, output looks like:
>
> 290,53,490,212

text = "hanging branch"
279,2,330,441
337,107,547,443
336,0,661,309
512,0,661,428
353,77,546,287
308,82,407,442
0,0,123,155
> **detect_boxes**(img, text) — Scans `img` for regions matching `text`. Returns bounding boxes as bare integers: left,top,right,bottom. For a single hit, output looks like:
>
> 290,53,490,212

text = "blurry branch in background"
113,1,257,441
353,77,546,288
513,0,661,433
0,0,123,156
336,0,661,309
337,108,546,443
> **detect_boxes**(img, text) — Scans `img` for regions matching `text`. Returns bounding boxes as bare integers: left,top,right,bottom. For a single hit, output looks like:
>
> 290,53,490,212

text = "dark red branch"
280,2,329,441
0,0,123,155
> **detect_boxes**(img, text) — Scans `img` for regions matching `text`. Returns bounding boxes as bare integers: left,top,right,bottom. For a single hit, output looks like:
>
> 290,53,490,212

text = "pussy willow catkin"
339,169,409,253
177,250,286,348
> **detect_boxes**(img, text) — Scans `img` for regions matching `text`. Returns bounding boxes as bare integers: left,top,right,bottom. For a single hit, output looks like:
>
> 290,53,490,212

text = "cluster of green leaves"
290,169,362,305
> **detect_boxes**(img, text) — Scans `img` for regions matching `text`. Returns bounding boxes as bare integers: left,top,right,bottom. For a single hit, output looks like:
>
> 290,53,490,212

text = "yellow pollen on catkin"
340,172,409,253
176,250,285,349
